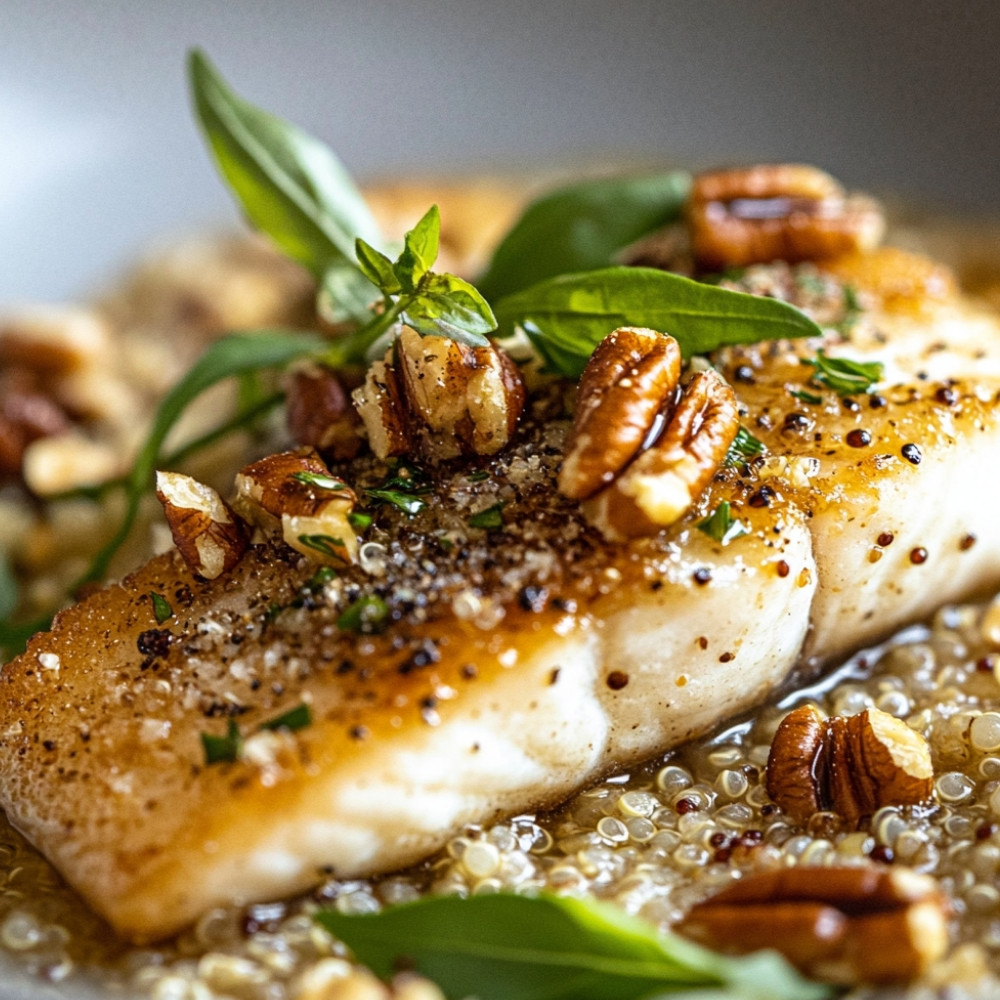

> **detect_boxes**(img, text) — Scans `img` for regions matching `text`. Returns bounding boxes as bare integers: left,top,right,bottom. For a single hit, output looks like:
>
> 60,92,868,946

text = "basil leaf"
477,171,691,301
319,263,379,325
188,49,380,321
395,205,440,292
79,330,322,588
318,893,830,1000
493,267,822,378
403,273,496,346
356,239,401,295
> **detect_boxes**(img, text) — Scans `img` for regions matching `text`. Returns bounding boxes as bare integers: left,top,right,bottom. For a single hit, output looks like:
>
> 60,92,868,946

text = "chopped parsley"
201,719,242,765
723,426,765,467
790,388,823,405
380,462,432,492
306,565,338,591
201,704,313,765
468,502,505,530
697,501,750,545
803,349,883,396
297,534,347,558
466,470,491,482
337,594,390,634
348,510,373,531
260,703,312,732
150,592,173,624
292,470,351,492
365,462,433,517
364,488,427,517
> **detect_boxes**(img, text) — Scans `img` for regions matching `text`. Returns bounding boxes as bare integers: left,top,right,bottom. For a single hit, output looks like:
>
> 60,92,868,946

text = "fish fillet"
1,248,999,941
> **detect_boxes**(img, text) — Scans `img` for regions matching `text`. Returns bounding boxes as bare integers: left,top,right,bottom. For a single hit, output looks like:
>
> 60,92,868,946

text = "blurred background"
3,0,999,301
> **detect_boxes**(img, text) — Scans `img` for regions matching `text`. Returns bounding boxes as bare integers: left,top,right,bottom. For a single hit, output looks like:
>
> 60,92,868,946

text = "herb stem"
73,330,320,589
45,391,285,505
322,297,404,367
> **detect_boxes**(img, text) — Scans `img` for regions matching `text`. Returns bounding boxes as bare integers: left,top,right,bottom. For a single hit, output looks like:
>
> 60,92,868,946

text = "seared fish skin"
1,249,999,941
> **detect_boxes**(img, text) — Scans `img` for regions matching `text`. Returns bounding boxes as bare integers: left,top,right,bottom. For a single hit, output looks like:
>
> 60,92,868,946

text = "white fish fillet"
1,249,999,941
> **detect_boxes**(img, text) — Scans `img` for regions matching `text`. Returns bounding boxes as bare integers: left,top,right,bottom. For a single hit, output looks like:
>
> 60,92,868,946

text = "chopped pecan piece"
285,362,364,461
352,327,526,463
766,704,934,825
687,164,886,270
233,448,359,566
684,865,950,985
155,471,249,580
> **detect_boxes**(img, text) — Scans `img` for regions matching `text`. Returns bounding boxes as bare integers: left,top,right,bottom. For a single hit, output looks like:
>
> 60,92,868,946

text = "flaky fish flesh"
1,247,1000,942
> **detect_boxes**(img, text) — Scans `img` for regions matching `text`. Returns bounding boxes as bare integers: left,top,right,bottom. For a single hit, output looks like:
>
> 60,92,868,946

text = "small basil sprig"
494,267,823,378
353,205,496,354
189,49,381,324
189,49,497,359
317,893,831,1000
477,170,691,301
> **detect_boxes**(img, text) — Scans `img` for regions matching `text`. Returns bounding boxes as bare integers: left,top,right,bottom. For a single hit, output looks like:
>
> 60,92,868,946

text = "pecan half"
562,331,739,542
687,164,886,270
683,865,950,985
352,327,526,463
558,327,681,500
766,704,934,825
232,448,359,566
155,471,249,580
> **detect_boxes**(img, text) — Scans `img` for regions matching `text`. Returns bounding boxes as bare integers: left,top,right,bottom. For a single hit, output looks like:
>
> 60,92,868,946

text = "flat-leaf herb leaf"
803,349,883,396
188,49,380,322
478,171,691,301
317,893,831,1000
493,267,822,378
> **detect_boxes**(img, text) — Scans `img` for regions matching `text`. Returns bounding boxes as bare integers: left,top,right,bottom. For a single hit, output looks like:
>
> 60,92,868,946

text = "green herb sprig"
79,331,322,589
317,893,831,1000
